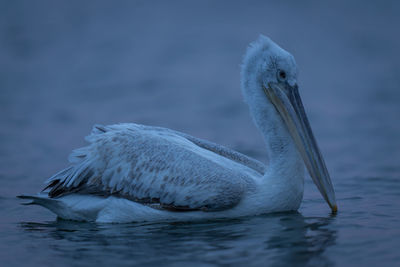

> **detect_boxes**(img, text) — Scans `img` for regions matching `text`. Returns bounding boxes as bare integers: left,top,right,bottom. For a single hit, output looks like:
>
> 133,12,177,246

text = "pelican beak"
263,82,337,212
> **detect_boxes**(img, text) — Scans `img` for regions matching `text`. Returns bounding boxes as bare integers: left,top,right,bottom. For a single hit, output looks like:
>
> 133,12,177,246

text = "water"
1,1,400,266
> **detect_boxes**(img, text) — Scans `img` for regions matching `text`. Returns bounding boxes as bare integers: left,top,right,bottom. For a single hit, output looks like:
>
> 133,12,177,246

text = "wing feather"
109,123,266,175
44,123,258,211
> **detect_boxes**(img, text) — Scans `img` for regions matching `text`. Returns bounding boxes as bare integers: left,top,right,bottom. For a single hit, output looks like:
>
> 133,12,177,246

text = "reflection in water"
266,213,336,266
20,213,336,266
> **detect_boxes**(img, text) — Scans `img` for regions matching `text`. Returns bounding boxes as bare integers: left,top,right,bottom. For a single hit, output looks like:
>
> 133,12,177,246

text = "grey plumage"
43,123,264,211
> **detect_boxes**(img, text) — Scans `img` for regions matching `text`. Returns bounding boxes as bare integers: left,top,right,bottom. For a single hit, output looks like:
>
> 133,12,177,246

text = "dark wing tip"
93,124,108,133
42,180,59,192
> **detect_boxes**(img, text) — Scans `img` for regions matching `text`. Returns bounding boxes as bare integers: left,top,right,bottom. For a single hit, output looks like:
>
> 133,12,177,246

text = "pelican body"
19,36,337,223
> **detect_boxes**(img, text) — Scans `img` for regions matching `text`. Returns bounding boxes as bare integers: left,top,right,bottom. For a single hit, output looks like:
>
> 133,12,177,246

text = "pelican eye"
278,70,287,81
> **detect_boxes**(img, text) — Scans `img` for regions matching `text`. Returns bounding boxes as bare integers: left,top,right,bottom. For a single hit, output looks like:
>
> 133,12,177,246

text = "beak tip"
331,204,338,213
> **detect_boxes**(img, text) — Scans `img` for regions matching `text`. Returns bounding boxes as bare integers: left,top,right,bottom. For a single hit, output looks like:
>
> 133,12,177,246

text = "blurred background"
0,1,399,266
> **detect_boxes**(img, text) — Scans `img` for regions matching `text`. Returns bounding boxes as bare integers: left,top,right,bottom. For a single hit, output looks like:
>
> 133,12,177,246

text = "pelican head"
241,35,337,212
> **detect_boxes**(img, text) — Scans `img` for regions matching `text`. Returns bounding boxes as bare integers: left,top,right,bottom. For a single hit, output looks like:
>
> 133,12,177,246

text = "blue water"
1,1,400,266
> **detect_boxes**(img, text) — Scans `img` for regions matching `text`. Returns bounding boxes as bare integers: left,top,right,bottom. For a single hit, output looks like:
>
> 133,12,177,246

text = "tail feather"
17,194,62,210
17,194,103,221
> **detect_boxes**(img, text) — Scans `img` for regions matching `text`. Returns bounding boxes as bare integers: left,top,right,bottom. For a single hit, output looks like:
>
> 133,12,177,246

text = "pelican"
19,35,337,223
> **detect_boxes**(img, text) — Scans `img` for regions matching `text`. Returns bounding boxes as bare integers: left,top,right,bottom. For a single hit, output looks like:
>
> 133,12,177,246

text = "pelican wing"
119,123,266,174
163,130,266,175
44,123,259,211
